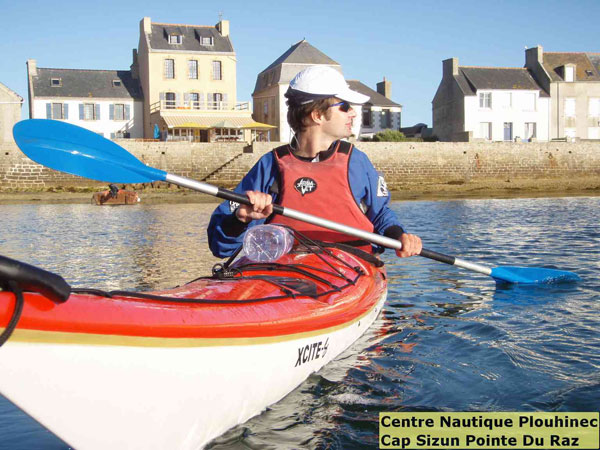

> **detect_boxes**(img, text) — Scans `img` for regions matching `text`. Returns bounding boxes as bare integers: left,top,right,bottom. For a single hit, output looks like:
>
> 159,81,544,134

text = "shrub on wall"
372,130,407,142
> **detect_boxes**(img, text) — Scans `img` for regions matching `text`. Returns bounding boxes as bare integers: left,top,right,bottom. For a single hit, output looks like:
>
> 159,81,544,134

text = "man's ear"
310,109,324,124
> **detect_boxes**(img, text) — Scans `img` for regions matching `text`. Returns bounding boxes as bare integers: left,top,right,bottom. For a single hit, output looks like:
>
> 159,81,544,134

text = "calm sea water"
0,197,598,449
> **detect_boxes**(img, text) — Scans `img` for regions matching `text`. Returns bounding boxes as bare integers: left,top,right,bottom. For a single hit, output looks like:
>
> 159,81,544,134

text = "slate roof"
148,23,234,53
455,67,549,97
347,80,401,107
254,40,340,93
541,52,600,82
31,68,142,99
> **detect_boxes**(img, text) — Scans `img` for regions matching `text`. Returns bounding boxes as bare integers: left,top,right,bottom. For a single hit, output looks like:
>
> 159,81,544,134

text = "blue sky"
1,0,599,126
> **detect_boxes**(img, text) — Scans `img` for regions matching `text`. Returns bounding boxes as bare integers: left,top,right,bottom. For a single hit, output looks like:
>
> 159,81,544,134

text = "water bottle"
243,225,294,262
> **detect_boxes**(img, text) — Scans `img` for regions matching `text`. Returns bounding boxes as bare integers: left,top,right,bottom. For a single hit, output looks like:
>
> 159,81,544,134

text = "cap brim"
336,88,370,105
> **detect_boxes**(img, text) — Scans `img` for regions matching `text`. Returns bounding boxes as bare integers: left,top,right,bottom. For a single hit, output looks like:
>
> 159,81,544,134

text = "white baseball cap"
285,65,370,105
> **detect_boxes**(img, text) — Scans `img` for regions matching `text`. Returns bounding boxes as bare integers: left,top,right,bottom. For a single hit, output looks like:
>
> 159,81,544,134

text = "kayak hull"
0,248,386,449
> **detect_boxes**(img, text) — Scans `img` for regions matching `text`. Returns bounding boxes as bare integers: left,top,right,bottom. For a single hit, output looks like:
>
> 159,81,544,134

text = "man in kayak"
208,65,422,258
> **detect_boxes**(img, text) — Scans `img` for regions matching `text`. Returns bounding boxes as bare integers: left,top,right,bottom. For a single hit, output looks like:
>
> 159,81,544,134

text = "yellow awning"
162,115,275,130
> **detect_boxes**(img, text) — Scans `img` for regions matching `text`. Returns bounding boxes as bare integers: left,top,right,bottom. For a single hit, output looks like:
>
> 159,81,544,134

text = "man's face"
320,99,357,139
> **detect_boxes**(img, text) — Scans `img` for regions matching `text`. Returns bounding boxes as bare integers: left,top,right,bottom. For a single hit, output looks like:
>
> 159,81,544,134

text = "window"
112,79,122,87
500,92,512,109
165,92,176,109
564,128,576,138
362,107,372,127
212,60,222,80
263,100,268,117
503,122,513,141
479,92,492,108
524,122,537,139
381,109,392,128
114,104,125,120
209,93,223,109
565,66,574,82
83,103,96,120
588,127,600,139
50,103,65,120
523,93,536,111
564,98,576,117
188,60,198,79
164,59,175,79
585,70,594,77
50,78,62,87
479,122,492,140
201,36,213,46
169,34,182,44
189,92,200,109
589,98,600,117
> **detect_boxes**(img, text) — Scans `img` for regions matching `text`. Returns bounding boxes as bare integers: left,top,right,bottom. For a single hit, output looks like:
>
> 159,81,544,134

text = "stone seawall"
1,140,599,192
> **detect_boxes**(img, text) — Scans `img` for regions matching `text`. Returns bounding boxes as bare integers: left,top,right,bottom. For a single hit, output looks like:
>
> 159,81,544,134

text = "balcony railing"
151,100,250,113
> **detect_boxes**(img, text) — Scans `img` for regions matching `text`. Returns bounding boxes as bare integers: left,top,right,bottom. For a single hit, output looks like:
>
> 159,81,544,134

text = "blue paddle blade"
491,266,580,284
13,119,167,183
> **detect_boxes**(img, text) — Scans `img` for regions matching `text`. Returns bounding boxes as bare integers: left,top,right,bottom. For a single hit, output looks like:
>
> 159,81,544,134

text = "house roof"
541,52,600,82
254,40,341,93
261,40,339,73
456,67,549,97
148,23,234,53
31,68,142,99
0,82,23,101
347,80,401,107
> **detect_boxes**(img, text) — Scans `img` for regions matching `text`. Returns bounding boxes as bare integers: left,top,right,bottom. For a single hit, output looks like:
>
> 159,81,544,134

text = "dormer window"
565,65,575,82
586,70,594,77
169,34,182,44
112,79,122,87
51,78,62,87
201,36,213,46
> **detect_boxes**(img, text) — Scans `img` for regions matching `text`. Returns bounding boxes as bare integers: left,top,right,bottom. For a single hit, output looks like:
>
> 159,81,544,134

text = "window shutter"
223,93,228,106
63,104,69,120
79,104,84,120
46,103,52,119
109,104,114,120
159,92,165,101
125,105,131,120
95,104,101,120
110,133,115,139
184,93,190,107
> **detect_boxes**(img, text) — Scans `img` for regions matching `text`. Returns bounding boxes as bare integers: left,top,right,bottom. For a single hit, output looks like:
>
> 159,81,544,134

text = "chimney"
130,49,139,79
442,58,459,78
27,59,37,77
376,77,392,99
525,45,543,69
141,17,152,35
216,20,229,37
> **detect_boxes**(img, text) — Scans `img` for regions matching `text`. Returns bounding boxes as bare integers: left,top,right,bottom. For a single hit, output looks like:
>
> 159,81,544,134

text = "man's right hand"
235,191,274,223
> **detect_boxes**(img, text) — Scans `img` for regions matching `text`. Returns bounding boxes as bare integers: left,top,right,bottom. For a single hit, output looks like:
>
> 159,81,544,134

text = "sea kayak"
0,243,387,449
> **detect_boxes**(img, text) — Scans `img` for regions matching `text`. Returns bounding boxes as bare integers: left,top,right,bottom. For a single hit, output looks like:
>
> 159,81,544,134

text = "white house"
433,58,550,142
27,60,143,139
347,79,402,139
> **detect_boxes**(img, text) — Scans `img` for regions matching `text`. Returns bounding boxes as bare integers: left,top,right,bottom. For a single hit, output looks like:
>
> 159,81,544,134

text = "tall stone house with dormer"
0,82,23,143
525,46,600,140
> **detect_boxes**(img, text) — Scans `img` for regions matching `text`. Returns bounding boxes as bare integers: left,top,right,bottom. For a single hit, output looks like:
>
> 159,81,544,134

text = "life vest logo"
294,177,317,196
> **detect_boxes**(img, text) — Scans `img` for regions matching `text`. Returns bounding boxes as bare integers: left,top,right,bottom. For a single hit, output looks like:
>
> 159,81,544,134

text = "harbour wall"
1,140,599,193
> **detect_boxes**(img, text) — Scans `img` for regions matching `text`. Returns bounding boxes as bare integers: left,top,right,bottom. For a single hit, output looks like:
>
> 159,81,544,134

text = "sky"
1,0,599,127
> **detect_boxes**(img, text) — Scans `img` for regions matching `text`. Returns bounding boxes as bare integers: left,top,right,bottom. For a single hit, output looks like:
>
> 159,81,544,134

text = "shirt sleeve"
348,147,405,244
207,152,279,257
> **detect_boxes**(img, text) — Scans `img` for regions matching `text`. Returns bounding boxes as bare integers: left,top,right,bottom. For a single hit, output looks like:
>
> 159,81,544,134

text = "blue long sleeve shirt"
207,144,404,257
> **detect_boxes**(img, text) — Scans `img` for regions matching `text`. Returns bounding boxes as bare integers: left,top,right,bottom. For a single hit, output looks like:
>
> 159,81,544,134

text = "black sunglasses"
329,101,352,112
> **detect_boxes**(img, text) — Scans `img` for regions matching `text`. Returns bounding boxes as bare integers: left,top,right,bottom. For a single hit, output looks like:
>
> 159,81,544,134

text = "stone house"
0,82,23,143
433,57,550,142
525,46,600,140
27,60,143,138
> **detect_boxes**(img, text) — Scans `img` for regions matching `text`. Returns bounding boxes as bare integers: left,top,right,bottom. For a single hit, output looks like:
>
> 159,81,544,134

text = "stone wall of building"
1,139,599,191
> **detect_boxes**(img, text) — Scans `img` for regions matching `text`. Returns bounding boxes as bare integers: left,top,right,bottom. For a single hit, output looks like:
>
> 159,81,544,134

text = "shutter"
223,93,228,107
46,103,52,119
63,104,69,120
79,104,84,120
125,104,131,121
109,104,114,120
110,133,115,139
159,92,165,101
207,93,213,109
95,104,101,120
176,93,182,107
199,92,205,109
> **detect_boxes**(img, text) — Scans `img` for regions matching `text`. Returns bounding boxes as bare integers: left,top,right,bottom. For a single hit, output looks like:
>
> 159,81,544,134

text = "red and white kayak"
0,245,386,449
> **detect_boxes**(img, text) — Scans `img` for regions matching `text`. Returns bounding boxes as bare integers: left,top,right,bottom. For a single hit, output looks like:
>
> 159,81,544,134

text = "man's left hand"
395,233,422,258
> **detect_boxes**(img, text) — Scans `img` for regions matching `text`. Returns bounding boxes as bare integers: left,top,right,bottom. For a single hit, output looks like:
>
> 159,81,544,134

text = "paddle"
13,119,579,284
